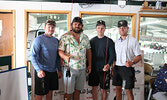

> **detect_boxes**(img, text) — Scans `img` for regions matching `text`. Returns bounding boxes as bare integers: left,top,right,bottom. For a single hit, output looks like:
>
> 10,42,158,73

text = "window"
80,12,136,41
28,13,69,39
25,10,70,67
138,14,167,70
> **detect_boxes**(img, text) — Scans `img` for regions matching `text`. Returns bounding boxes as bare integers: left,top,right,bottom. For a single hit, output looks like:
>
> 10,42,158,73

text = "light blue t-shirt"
30,34,61,72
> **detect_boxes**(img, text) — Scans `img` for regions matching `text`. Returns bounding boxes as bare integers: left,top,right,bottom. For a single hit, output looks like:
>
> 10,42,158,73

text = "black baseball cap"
118,20,128,27
71,17,83,25
96,20,106,27
45,19,56,26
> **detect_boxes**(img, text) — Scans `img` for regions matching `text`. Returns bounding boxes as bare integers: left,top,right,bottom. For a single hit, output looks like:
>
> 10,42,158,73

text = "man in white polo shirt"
112,20,142,100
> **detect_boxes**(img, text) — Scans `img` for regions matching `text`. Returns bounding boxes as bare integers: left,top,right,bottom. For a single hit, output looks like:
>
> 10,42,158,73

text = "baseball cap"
118,20,128,27
96,20,106,27
71,17,83,25
45,19,56,26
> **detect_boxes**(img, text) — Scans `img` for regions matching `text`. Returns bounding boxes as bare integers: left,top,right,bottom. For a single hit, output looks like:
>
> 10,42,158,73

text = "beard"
72,27,83,34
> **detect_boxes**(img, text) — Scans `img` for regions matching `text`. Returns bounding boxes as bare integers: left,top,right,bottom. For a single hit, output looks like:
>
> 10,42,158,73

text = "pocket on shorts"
128,67,135,82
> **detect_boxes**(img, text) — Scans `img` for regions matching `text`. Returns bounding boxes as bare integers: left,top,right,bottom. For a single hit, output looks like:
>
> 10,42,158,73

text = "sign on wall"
52,51,144,100
0,67,29,100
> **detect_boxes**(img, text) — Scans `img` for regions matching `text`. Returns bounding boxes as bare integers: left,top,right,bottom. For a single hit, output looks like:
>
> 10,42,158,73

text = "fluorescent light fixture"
140,20,161,26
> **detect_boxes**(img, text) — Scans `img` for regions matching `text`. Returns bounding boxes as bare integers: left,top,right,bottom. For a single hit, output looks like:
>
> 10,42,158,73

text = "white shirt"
115,35,142,66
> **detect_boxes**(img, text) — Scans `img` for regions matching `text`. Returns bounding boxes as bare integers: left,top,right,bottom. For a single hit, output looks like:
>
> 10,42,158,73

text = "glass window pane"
139,17,167,70
29,13,68,39
82,15,132,41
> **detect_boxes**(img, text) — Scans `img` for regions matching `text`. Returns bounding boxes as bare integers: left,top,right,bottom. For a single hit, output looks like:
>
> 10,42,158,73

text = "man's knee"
125,89,134,97
46,91,53,96
125,89,133,94
74,89,81,94
116,86,122,93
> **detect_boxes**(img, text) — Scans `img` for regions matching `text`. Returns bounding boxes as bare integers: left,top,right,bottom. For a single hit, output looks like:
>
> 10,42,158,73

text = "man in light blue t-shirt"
31,19,62,100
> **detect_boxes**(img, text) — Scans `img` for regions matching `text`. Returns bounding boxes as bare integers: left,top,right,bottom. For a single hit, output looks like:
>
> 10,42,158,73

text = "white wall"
0,1,166,67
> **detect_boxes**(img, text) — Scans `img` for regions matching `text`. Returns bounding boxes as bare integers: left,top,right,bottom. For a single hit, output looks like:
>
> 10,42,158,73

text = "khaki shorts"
63,67,86,94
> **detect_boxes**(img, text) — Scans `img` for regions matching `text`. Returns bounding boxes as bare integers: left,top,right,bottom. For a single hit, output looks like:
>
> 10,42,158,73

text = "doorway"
0,10,15,68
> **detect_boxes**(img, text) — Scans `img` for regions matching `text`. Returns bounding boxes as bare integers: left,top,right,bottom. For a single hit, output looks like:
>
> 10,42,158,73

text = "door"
0,10,15,68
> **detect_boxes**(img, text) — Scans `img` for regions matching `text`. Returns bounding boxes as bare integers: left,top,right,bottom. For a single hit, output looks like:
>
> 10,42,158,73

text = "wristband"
132,61,135,65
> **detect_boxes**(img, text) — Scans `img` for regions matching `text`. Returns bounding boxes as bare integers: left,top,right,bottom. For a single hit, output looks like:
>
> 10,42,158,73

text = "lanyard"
102,37,109,100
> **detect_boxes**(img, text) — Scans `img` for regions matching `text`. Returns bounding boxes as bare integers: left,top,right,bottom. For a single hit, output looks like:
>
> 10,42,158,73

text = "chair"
144,63,154,99
144,63,154,76
144,63,154,84
147,77,156,100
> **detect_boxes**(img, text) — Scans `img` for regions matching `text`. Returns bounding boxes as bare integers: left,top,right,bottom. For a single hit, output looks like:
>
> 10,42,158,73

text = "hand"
86,66,91,74
103,64,110,71
58,71,63,79
64,55,70,63
37,70,45,78
165,79,167,83
125,61,133,67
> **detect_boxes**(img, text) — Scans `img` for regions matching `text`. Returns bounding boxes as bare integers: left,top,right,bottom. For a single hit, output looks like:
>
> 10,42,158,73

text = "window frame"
137,14,167,41
79,11,137,38
24,10,71,66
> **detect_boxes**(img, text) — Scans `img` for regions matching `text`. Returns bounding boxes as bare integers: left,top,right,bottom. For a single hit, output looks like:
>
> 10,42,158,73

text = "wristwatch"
132,61,135,65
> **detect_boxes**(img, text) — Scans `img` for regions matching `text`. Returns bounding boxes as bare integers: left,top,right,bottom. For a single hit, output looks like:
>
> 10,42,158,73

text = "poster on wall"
0,67,29,100
0,20,2,36
53,67,144,100
53,51,144,100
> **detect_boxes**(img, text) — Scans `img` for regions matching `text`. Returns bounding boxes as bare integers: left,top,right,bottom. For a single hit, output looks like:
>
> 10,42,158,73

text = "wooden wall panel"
0,14,13,56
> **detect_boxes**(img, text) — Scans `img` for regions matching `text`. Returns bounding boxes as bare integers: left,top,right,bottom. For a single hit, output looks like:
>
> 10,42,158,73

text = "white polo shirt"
115,35,142,66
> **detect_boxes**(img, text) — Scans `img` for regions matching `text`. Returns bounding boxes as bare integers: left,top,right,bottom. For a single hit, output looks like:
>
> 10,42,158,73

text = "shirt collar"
68,31,84,44
119,34,129,42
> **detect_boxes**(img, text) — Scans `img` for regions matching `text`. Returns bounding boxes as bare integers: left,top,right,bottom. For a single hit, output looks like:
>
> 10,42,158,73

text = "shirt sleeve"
30,38,41,72
133,39,142,56
163,68,167,79
107,39,116,66
86,35,91,49
58,35,66,51
158,68,167,80
56,53,62,71
154,68,167,92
